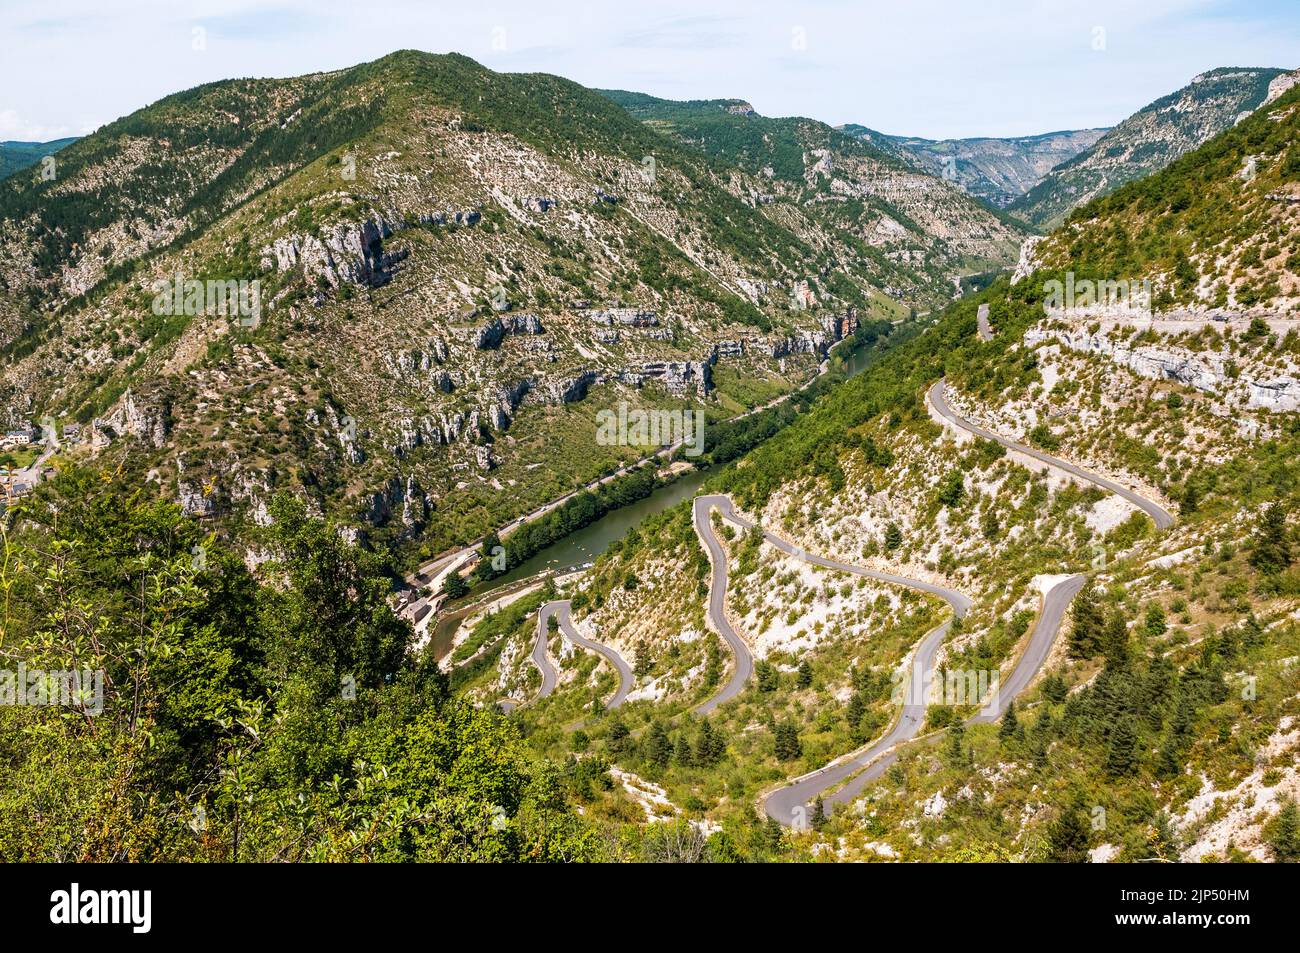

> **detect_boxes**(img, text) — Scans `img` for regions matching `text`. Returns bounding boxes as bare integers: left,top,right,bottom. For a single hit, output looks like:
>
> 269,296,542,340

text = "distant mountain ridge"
0,137,78,180
600,89,1027,302
841,126,1108,209
1010,66,1293,228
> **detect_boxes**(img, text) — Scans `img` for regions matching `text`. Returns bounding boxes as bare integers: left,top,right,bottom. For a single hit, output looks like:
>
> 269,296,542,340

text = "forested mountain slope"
1011,67,1293,228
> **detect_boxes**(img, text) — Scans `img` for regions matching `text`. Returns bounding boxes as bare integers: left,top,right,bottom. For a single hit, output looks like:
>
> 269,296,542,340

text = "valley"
2,24,1299,874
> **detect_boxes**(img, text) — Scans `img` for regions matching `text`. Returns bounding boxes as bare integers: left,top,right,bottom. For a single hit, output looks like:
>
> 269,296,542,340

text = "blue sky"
1,0,1296,141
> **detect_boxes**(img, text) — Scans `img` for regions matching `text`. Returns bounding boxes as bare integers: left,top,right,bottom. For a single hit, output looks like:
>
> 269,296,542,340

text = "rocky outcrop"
590,308,658,328
99,388,169,448
1026,325,1300,413
474,313,545,349
549,370,599,404
1010,236,1045,285
364,474,429,528
638,359,713,397
767,313,852,361
266,217,407,289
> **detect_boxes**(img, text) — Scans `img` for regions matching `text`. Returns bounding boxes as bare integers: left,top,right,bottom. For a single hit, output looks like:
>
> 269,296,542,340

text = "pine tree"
884,522,902,551
1103,611,1131,667
811,797,827,830
696,719,726,765
1251,502,1292,575
1040,672,1068,705
1105,718,1138,777
774,721,802,761
1265,798,1300,863
999,701,1020,742
1069,581,1104,658
1045,802,1092,863
796,660,813,689
646,721,672,769
673,733,694,768
945,721,971,768
607,718,631,755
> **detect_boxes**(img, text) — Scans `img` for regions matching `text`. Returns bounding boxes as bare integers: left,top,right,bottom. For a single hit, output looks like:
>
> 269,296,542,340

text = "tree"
442,570,469,600
1044,801,1092,863
883,522,903,551
1142,604,1166,640
944,721,971,769
673,733,694,768
1103,611,1132,667
1251,503,1292,576
607,719,631,755
645,721,672,769
999,702,1020,742
1105,718,1138,778
774,721,802,761
1041,672,1068,705
937,470,964,507
756,660,780,692
811,797,827,830
695,719,725,766
796,660,814,688
1069,581,1104,658
1266,798,1300,863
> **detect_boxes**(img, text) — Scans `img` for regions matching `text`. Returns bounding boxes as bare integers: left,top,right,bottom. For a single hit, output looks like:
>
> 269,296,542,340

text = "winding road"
758,381,1174,824
692,495,757,714
689,493,975,824
929,380,1175,530
527,600,634,710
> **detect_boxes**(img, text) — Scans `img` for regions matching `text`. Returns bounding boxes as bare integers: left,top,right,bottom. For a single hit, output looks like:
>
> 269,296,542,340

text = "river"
429,334,882,660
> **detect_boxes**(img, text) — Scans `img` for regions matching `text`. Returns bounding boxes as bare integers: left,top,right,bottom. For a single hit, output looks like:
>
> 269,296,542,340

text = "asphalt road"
691,492,978,824
976,303,994,342
692,495,757,714
968,573,1086,724
535,599,634,709
760,380,1176,825
929,380,1175,530
530,602,561,702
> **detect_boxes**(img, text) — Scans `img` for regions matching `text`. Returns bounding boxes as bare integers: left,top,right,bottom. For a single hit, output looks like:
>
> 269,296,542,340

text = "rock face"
549,370,599,404
768,313,852,360
177,480,215,518
1026,325,1300,413
637,359,713,397
267,216,408,288
850,127,1108,208
590,308,658,328
365,474,429,528
474,313,545,349
100,389,169,448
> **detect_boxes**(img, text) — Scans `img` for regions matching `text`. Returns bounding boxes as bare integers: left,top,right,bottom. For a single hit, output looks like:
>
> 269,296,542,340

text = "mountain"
1010,66,1294,228
601,90,1028,299
451,78,1300,860
1026,79,1300,313
0,137,78,180
0,51,982,564
841,126,1107,209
